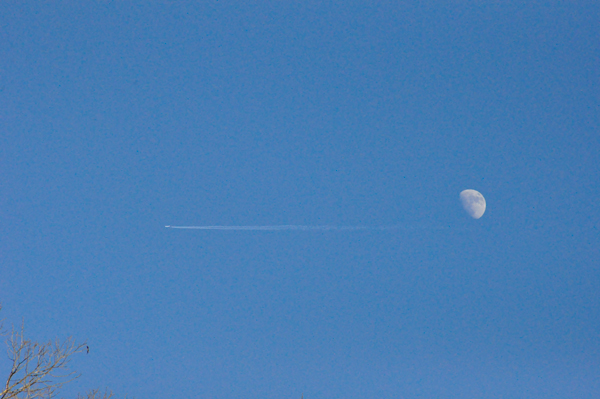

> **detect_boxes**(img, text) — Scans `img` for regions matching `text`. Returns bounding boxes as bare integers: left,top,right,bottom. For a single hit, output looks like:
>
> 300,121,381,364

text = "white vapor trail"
165,225,415,231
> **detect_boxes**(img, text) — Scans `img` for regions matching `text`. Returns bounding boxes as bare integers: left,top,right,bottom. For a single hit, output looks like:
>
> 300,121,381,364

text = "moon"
460,189,486,219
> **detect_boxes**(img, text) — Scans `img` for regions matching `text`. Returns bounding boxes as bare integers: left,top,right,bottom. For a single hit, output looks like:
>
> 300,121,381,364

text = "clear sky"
1,2,599,398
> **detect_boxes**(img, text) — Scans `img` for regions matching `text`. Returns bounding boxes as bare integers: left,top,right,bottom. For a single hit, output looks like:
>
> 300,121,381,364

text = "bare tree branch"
75,389,114,399
0,306,126,399
0,323,85,399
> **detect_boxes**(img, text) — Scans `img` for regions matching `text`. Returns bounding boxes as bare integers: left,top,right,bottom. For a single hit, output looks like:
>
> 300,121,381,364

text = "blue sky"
1,2,599,398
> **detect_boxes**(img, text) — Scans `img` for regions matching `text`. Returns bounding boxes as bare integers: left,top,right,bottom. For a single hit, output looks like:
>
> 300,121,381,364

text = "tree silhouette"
0,306,117,399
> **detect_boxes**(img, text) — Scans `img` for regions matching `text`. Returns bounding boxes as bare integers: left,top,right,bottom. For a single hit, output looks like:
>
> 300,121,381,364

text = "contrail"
165,225,426,231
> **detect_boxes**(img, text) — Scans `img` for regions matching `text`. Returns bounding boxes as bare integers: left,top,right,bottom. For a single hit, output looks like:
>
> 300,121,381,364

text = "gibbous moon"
460,189,486,219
